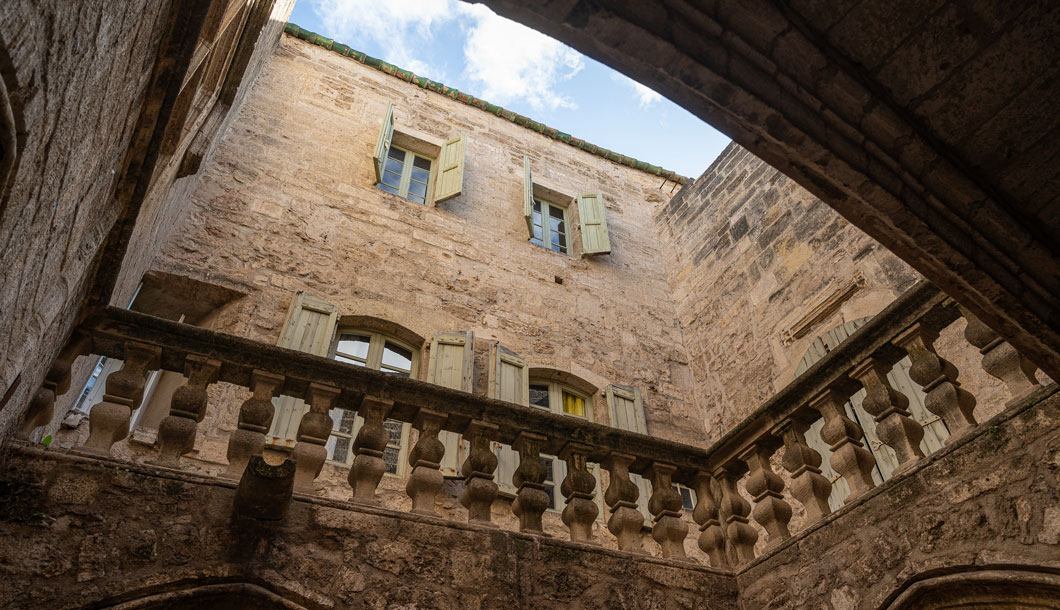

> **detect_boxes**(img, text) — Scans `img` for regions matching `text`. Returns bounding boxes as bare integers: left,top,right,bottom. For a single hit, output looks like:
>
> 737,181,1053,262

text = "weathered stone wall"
653,143,1014,443
151,34,702,446
0,1,171,440
736,385,1060,610
0,447,739,610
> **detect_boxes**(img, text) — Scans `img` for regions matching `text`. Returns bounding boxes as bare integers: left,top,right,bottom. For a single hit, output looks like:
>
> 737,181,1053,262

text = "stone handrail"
19,280,1046,568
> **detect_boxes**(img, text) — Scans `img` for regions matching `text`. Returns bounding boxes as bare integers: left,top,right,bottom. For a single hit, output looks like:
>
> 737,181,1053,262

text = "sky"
288,0,731,179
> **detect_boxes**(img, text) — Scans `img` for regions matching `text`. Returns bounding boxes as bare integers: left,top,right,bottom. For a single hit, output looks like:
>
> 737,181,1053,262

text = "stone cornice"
283,22,689,184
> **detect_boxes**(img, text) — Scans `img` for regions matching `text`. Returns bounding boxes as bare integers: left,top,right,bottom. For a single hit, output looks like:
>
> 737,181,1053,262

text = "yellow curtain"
562,392,585,417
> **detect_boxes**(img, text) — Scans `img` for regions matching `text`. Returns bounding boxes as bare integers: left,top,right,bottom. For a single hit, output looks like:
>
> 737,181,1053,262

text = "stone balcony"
2,282,1057,609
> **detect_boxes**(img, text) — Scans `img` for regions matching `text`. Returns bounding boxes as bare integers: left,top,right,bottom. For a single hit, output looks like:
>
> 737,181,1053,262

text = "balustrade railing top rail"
80,305,713,480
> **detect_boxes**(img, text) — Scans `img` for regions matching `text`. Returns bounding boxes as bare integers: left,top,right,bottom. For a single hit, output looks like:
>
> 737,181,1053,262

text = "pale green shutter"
523,157,534,236
488,343,529,494
607,384,651,519
269,291,338,443
372,101,395,183
434,134,465,203
427,331,474,475
577,192,611,255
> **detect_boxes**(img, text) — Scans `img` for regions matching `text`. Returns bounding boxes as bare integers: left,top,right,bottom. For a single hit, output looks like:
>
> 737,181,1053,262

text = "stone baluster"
233,455,296,521
739,441,792,545
348,397,393,503
82,342,161,456
559,442,599,543
895,322,977,441
510,432,551,534
811,388,876,503
961,307,1041,402
149,355,222,468
602,452,645,553
778,420,832,524
460,420,499,525
717,466,757,564
646,461,688,560
691,472,729,569
224,370,284,479
405,408,447,515
290,382,340,492
850,358,925,474
20,332,90,438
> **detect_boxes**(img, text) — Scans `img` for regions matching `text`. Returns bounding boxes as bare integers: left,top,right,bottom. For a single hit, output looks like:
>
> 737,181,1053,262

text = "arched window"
324,329,419,474
799,318,950,509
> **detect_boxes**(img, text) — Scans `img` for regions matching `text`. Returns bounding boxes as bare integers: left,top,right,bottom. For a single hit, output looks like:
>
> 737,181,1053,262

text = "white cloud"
611,73,662,109
310,0,458,80
457,4,584,111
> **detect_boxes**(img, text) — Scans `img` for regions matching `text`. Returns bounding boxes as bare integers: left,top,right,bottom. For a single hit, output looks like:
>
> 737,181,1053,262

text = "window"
529,198,569,254
529,379,590,419
372,101,465,205
673,482,696,511
377,145,433,204
326,330,416,474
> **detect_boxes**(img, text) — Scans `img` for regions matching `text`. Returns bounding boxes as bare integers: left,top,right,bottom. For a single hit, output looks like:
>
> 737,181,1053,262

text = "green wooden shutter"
488,343,529,494
606,384,651,519
434,134,465,203
523,157,534,236
427,331,474,475
269,291,338,443
372,101,395,183
577,192,611,255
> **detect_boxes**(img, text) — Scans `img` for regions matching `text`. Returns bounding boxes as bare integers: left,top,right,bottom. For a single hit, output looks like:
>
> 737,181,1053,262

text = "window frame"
377,143,436,205
529,197,571,255
526,377,595,510
326,329,418,475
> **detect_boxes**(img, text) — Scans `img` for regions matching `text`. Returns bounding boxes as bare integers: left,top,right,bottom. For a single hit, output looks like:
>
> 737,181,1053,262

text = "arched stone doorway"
884,569,1060,609
83,583,318,610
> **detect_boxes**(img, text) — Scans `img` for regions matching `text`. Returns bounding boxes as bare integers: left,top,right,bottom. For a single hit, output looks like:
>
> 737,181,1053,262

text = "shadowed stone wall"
0,447,739,610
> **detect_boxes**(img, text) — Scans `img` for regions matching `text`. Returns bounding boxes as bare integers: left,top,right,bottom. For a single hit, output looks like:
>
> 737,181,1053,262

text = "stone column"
405,408,447,515
559,442,599,544
895,322,977,441
811,388,876,503
460,420,499,525
778,419,832,524
602,452,645,553
740,441,792,545
20,332,90,439
149,355,221,468
691,472,729,569
224,370,284,479
291,382,340,493
82,342,161,456
717,466,757,565
233,454,296,521
850,358,925,474
961,307,1041,403
646,461,688,560
510,431,550,534
348,397,393,504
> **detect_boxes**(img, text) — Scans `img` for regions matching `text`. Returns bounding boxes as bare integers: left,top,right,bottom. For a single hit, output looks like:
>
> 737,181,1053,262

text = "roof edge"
283,23,689,184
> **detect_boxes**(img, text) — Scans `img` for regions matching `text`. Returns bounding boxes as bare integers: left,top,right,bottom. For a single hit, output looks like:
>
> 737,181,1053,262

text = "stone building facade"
1,4,1057,609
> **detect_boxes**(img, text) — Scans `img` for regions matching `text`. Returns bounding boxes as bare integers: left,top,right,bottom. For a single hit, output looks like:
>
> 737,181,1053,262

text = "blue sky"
288,0,731,179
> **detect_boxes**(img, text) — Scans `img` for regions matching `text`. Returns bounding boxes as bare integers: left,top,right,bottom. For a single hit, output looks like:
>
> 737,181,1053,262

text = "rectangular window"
377,144,433,204
529,198,568,254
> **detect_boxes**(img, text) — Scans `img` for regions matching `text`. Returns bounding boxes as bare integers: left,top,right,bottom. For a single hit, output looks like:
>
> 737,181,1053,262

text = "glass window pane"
549,216,564,231
562,391,585,417
411,167,429,184
548,205,564,220
331,435,350,464
532,224,542,240
337,335,370,359
383,446,399,474
382,343,413,372
382,170,402,189
335,355,367,366
383,419,403,446
530,384,550,409
408,179,428,198
413,155,431,170
384,157,404,175
407,194,425,204
378,183,398,196
388,147,406,161
529,236,543,247
533,200,541,213
337,409,357,434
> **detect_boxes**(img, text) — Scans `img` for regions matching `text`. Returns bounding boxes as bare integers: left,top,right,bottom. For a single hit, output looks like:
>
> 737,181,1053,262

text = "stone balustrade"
20,280,1049,570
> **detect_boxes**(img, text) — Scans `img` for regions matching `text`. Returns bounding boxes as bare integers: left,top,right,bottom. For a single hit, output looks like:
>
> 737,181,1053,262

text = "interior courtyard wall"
653,142,1012,445
0,1,173,440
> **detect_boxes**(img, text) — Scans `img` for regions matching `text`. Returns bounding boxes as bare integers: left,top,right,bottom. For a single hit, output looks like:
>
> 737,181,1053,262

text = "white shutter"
577,192,611,255
427,331,474,475
372,101,395,183
523,156,534,236
269,292,337,443
434,134,465,203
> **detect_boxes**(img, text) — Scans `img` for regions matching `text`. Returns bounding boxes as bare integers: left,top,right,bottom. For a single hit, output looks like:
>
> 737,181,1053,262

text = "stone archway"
78,582,321,610
883,568,1060,609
